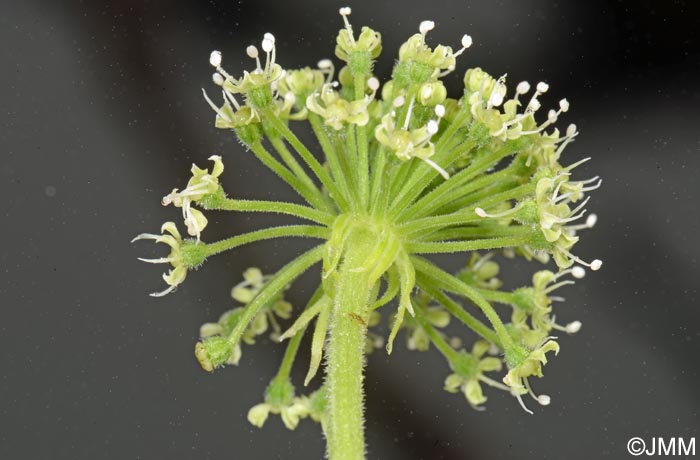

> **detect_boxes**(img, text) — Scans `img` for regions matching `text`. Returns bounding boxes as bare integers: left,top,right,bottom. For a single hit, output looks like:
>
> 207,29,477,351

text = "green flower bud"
277,67,325,100
418,81,447,106
195,336,235,372
336,26,382,68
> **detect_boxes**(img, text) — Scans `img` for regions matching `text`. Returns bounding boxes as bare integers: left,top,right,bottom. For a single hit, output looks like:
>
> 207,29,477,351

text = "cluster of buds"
306,77,379,130
198,268,292,368
248,379,327,431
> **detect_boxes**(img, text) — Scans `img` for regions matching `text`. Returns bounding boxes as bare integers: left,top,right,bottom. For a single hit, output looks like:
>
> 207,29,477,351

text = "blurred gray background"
1,0,698,458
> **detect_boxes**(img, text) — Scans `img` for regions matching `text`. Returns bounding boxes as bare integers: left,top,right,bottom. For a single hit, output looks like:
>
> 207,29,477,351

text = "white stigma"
209,50,222,68
435,104,446,118
212,73,225,86
516,81,530,94
461,34,473,48
475,207,488,218
537,394,552,406
590,259,603,271
565,321,582,334
367,77,380,91
339,6,352,16
419,20,435,35
536,81,549,93
515,393,534,415
246,45,259,59
263,32,275,43
318,59,333,69
571,266,586,279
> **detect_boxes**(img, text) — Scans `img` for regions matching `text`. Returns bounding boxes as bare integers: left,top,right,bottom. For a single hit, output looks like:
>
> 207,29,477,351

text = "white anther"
586,213,598,228
393,95,405,107
566,123,577,137
559,98,570,112
489,92,504,107
475,207,488,217
590,259,603,271
263,32,275,43
516,81,531,94
339,6,352,15
461,34,473,48
565,321,582,334
571,266,586,279
435,104,445,118
212,73,225,86
318,59,333,69
528,99,541,112
367,77,379,91
419,20,435,35
537,394,552,406
209,50,222,67
536,81,549,93
261,37,274,53
246,45,259,59
547,109,557,121
427,120,439,134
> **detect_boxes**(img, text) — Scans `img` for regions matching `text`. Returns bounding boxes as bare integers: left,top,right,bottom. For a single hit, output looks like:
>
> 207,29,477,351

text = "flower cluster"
198,267,292,367
161,156,225,240
134,7,602,458
131,222,207,296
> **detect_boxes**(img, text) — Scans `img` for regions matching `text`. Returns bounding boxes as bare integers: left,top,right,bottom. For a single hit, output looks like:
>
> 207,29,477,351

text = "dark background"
1,0,699,459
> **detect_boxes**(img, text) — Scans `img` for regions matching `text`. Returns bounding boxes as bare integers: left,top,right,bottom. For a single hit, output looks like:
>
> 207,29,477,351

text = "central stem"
325,228,376,460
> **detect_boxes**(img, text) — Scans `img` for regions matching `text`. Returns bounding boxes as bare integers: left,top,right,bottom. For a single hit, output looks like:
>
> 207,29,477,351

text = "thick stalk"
325,231,376,460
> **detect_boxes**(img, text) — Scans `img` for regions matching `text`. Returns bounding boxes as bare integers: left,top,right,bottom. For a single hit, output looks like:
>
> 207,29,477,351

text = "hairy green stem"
413,305,460,361
249,141,329,211
308,114,353,210
406,234,530,254
262,108,349,211
204,225,328,257
325,231,376,460
212,198,335,225
225,246,324,350
412,257,514,350
269,136,331,207
416,278,502,348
